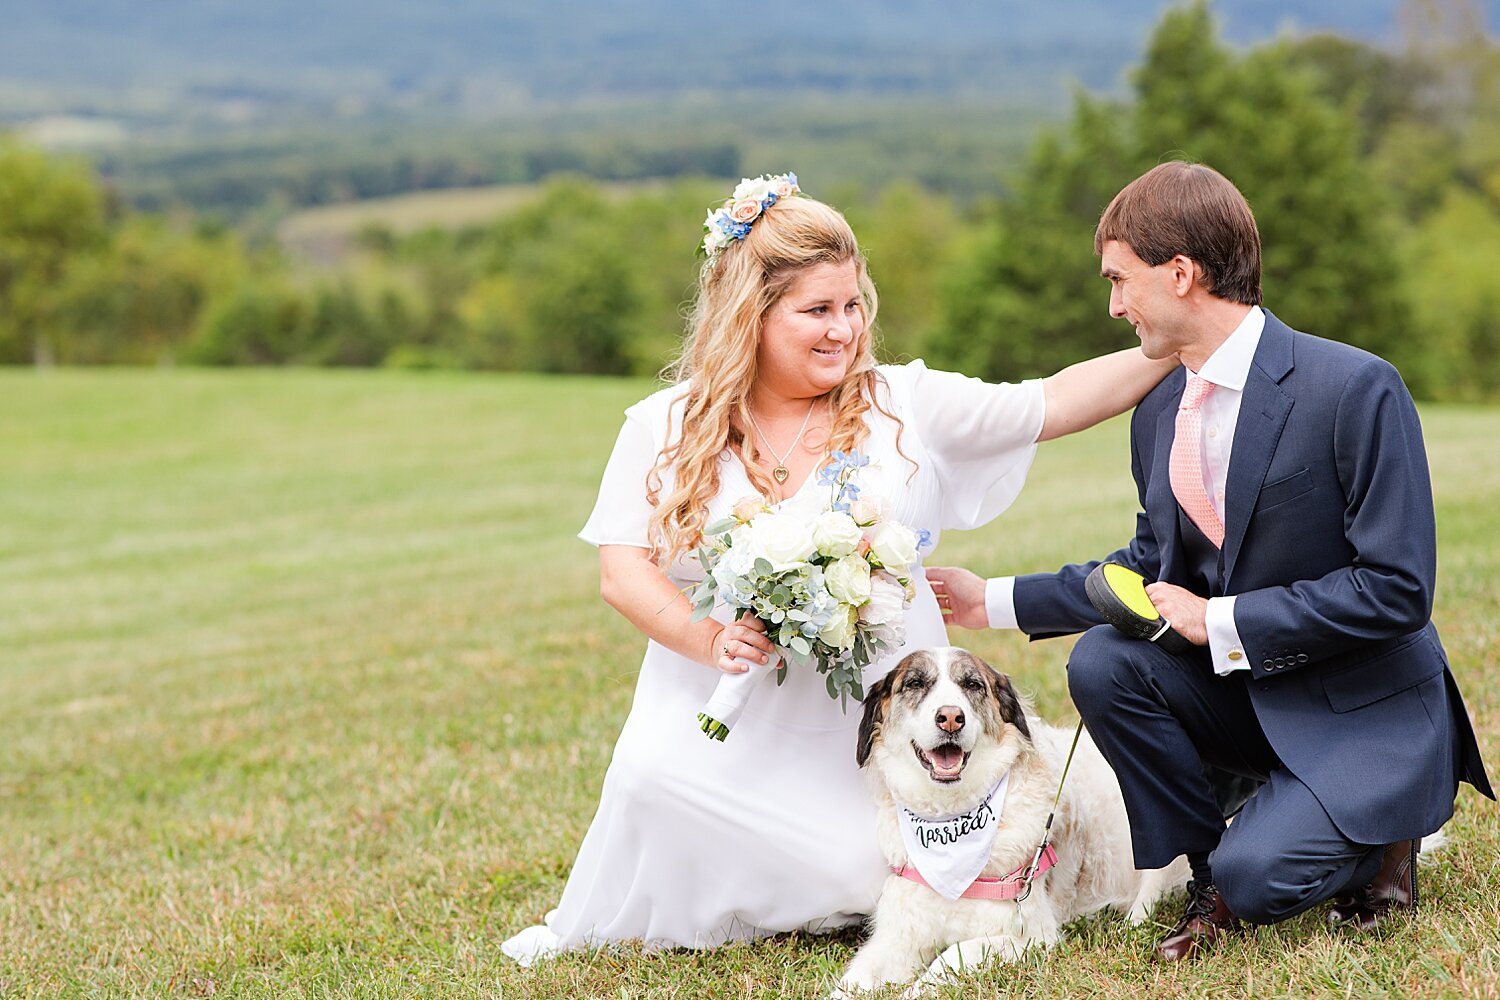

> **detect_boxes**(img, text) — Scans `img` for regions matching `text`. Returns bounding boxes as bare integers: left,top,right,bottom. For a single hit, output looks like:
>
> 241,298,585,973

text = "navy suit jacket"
1014,312,1493,844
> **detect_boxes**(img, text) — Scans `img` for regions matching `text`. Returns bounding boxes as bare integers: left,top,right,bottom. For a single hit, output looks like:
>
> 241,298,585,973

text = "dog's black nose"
935,705,965,734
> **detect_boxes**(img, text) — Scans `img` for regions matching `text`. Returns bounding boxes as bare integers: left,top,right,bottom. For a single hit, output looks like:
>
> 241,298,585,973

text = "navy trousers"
1067,625,1387,924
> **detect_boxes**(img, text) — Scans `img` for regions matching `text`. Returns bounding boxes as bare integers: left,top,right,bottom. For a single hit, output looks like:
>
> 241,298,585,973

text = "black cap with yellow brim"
1084,562,1192,655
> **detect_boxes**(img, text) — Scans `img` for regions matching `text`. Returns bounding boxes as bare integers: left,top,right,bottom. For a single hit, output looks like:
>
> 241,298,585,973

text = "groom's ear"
856,659,901,768
1170,254,1201,297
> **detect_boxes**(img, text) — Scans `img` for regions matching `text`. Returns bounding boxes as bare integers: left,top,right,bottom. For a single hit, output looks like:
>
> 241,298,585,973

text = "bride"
502,174,1174,963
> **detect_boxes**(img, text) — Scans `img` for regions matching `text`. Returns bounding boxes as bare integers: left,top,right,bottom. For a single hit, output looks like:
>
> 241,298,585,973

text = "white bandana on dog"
895,771,1010,900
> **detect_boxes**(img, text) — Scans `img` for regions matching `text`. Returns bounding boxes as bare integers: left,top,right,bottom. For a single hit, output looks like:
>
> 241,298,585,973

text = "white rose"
733,176,773,202
824,554,873,606
859,574,907,627
811,510,862,558
817,604,858,650
847,497,886,526
747,511,817,570
870,522,920,570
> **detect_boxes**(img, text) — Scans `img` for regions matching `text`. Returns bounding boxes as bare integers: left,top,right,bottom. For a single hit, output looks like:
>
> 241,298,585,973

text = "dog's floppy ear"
984,661,1032,742
856,668,898,768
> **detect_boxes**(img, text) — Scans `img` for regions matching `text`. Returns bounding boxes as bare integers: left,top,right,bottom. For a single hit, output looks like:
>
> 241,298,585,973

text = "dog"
834,647,1188,996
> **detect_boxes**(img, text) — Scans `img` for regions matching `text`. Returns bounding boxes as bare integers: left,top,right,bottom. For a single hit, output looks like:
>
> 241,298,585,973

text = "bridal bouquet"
687,450,931,741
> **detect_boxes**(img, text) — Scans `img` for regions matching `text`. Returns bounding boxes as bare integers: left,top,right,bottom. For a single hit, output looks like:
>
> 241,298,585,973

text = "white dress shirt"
985,307,1264,675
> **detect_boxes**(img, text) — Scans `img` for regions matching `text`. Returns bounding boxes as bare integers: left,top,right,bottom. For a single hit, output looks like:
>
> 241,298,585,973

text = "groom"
929,161,1492,961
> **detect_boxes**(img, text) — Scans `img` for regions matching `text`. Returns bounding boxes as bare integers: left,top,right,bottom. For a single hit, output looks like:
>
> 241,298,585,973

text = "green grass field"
2,369,1496,998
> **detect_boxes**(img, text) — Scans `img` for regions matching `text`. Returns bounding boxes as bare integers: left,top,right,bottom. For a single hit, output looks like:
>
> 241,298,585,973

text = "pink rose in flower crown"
730,198,762,224
773,178,797,199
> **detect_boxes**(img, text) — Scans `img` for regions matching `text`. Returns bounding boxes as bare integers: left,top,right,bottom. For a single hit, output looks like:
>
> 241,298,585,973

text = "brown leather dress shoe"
1156,880,1239,962
1328,839,1418,931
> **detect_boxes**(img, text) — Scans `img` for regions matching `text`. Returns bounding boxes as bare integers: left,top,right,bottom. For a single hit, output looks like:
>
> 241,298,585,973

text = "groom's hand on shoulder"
926,566,990,630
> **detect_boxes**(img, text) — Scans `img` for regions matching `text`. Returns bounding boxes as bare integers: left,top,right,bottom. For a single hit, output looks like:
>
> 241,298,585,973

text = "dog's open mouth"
912,741,968,782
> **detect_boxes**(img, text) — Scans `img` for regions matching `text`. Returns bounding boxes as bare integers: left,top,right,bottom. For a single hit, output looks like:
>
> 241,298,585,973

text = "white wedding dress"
502,361,1045,963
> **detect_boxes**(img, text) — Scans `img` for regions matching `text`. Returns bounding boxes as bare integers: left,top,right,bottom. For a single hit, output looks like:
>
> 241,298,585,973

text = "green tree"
474,179,645,375
847,181,964,363
183,280,308,365
51,216,251,364
930,95,1136,378
1404,189,1500,399
0,140,108,364
930,1,1410,382
510,223,642,375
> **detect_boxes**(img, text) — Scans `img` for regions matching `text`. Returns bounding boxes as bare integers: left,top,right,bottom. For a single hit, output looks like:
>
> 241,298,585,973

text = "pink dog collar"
893,844,1058,901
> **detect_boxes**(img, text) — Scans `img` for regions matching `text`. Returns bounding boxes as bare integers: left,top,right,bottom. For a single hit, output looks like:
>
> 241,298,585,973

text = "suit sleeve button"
1262,660,1274,670
1297,653,1309,663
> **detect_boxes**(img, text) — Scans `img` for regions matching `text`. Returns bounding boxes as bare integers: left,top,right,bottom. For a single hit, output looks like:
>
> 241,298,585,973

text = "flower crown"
701,172,800,260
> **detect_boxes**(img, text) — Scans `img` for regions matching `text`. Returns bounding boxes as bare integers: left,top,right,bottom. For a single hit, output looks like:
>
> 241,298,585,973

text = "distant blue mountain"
2,0,1466,118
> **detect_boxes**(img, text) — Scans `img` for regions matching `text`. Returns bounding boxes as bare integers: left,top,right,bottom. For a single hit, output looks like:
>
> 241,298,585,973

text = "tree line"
2,1,1497,400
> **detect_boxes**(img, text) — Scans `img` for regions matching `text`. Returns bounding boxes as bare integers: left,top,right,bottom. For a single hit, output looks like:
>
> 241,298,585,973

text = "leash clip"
1014,841,1049,902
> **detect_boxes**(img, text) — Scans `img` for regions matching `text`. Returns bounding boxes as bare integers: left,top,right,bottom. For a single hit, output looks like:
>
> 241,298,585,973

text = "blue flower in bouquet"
800,574,840,637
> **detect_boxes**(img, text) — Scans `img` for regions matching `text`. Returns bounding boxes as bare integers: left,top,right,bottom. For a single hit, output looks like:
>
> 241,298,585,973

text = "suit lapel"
1222,313,1296,585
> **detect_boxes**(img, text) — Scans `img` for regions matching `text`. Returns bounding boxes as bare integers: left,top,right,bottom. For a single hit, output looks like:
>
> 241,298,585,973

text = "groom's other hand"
926,567,990,629
1144,582,1209,645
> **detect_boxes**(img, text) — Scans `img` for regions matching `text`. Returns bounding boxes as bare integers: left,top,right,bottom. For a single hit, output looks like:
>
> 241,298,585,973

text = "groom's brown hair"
1095,161,1262,306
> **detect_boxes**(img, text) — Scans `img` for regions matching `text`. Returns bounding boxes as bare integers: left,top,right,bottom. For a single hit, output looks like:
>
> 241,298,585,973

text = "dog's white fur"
835,647,1188,996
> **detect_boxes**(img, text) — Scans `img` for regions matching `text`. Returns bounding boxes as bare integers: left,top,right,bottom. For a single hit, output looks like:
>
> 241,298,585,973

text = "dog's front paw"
835,947,920,997
831,963,889,998
899,978,945,999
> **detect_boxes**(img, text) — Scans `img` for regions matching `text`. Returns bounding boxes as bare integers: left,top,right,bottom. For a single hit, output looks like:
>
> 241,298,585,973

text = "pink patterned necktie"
1170,374,1225,547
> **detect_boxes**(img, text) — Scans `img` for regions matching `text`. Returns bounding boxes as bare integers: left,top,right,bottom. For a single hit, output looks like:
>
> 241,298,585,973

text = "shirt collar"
1189,306,1263,393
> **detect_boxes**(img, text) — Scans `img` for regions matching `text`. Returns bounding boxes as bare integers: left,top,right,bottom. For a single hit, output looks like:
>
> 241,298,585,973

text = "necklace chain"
746,399,818,486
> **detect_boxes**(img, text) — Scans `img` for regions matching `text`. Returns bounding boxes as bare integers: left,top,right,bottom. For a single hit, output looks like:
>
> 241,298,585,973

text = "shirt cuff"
1206,595,1248,675
984,577,1019,630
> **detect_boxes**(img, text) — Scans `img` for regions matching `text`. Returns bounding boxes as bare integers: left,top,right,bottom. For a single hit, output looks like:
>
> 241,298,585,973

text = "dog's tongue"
930,745,963,772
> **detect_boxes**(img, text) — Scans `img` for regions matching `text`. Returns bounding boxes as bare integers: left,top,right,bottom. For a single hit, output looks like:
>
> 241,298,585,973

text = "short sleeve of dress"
900,359,1047,530
578,408,659,549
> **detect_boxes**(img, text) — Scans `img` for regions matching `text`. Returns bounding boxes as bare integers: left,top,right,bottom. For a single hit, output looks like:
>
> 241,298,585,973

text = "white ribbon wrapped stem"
697,649,782,740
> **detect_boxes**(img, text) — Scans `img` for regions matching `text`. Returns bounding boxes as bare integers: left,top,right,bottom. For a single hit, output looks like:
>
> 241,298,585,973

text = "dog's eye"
960,677,986,693
901,676,929,692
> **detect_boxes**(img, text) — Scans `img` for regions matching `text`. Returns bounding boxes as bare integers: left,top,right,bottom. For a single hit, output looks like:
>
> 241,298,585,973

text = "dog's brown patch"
858,650,931,767
945,649,1030,742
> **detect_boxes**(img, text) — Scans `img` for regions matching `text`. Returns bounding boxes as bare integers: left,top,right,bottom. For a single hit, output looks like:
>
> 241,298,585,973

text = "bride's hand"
711,612,774,673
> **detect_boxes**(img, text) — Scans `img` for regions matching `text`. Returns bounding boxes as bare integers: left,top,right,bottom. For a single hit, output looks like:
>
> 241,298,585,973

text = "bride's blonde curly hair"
648,194,907,566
